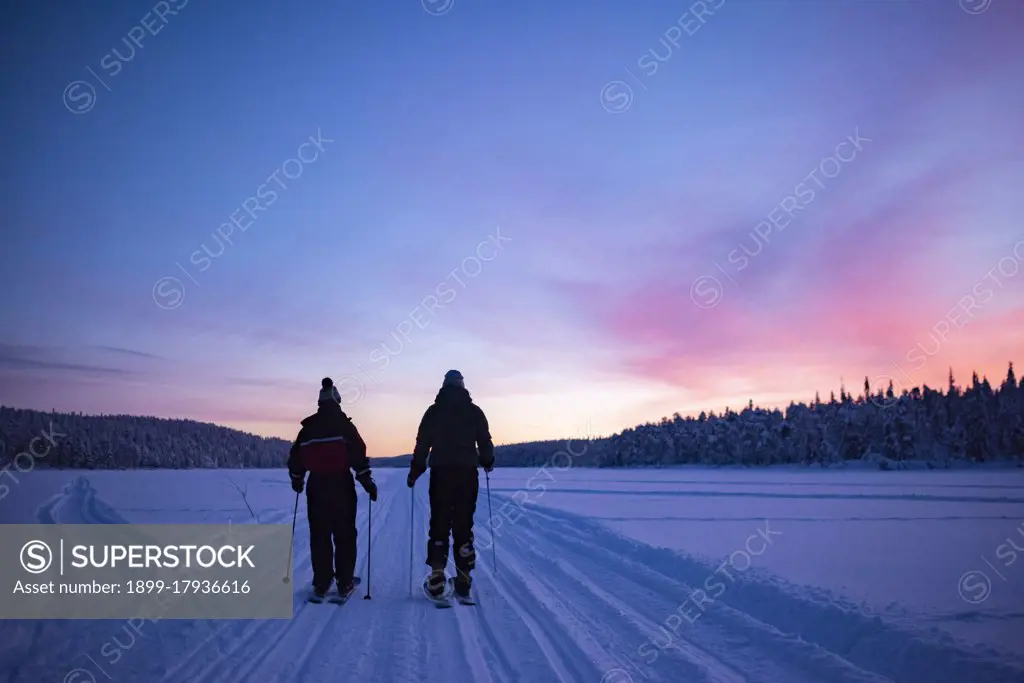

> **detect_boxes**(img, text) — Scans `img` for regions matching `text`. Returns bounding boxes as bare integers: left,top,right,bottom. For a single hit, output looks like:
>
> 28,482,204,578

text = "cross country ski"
449,577,476,605
329,576,362,604
307,576,362,604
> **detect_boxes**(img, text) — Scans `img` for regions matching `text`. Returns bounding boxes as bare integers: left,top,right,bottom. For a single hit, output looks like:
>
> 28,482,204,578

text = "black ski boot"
310,582,329,602
425,569,447,599
454,573,471,600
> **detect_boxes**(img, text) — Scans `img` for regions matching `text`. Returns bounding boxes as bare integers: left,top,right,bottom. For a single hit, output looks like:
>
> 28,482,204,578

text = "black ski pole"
405,489,409,593
283,491,299,583
486,470,496,575
363,497,372,599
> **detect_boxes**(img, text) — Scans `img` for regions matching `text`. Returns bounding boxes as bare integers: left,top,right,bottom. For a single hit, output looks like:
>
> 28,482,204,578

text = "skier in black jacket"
407,369,494,600
288,378,378,600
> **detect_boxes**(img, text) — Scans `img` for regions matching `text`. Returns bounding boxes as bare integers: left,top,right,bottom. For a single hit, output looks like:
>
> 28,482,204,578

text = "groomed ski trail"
10,470,1024,683
160,470,1024,683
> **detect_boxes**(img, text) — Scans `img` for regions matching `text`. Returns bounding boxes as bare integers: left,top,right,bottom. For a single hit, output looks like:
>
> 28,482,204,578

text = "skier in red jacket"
288,378,378,600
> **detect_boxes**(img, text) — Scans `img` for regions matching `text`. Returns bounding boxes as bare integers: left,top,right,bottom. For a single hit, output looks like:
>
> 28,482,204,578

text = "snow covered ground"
1,467,1022,683
484,467,1024,656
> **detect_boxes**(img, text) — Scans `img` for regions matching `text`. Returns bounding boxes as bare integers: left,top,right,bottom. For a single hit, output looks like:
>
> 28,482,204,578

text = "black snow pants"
306,475,357,592
427,467,479,583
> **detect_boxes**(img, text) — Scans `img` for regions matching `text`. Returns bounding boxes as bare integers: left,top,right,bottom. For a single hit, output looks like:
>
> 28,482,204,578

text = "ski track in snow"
3,471,1024,683
485,486,1024,505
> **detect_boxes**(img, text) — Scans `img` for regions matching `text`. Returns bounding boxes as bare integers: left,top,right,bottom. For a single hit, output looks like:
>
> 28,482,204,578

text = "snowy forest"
593,365,1024,469
1,364,1022,470
0,409,290,469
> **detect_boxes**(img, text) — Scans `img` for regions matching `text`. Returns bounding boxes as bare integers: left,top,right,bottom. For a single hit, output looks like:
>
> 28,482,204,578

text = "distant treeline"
2,363,1022,470
0,409,291,469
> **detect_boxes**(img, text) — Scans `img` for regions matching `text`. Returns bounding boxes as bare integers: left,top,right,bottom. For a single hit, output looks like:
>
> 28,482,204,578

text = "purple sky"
1,0,1022,456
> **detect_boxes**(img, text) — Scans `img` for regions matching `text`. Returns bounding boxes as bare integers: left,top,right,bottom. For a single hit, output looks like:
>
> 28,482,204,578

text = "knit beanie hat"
442,369,464,389
318,377,341,404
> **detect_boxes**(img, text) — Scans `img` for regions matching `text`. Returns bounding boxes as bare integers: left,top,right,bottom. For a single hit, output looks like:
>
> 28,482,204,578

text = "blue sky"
2,0,1022,455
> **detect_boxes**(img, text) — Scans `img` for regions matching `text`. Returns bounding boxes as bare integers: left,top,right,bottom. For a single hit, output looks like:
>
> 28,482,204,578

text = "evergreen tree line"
2,364,1022,470
0,409,290,469
591,365,1024,468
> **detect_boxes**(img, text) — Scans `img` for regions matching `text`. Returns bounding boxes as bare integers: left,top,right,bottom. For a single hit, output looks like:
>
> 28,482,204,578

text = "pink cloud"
560,153,995,405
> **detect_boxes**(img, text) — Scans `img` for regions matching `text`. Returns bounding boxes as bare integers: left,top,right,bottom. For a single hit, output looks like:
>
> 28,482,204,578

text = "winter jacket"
287,403,371,492
410,386,494,475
